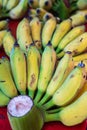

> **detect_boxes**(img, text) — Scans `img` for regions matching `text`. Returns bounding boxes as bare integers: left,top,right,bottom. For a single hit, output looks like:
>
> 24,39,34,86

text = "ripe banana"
3,30,15,56
42,18,57,48
43,62,87,110
51,19,72,48
0,19,9,30
64,32,87,56
73,53,87,62
16,18,33,54
0,57,18,98
34,44,56,103
0,30,7,47
0,91,10,106
6,0,20,11
56,25,86,53
44,91,87,126
30,17,42,51
9,0,28,19
39,0,52,11
70,11,87,27
39,51,74,106
28,0,39,9
27,44,41,99
10,43,27,95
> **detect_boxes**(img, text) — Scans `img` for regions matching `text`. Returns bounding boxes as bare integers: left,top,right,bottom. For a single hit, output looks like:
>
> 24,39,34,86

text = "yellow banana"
28,0,39,9
9,0,28,19
28,8,37,16
70,11,87,27
36,8,48,20
10,43,27,95
30,17,42,50
27,44,41,99
16,18,33,54
51,19,72,48
0,57,18,98
39,0,52,11
64,32,87,56
56,25,86,53
34,44,56,103
0,30,7,47
6,0,20,11
0,91,10,106
39,51,74,106
42,18,57,48
0,19,9,30
44,91,87,126
3,30,15,56
73,53,87,62
43,62,87,110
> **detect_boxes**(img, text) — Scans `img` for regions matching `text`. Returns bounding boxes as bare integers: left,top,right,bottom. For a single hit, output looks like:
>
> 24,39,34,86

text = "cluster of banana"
0,0,28,19
1,42,87,127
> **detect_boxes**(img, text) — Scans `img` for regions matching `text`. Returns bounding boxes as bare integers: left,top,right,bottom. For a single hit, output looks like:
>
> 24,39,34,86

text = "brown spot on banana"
30,74,36,87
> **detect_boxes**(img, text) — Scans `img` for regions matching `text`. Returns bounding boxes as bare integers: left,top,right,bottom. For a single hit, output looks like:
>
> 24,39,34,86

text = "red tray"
0,20,87,130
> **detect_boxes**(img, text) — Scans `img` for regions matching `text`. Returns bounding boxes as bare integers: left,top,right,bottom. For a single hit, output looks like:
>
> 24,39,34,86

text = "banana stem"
38,93,51,106
43,99,54,110
34,90,44,104
44,111,60,122
28,90,35,99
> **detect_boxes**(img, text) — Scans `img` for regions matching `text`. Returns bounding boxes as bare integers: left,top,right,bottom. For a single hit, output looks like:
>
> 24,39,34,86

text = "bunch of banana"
0,0,28,20
38,51,74,106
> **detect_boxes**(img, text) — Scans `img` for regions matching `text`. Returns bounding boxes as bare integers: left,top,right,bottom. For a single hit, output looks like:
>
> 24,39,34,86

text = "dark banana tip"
7,28,11,32
30,42,35,46
47,41,52,46
45,1,49,6
2,56,6,59
85,15,87,20
78,61,85,68
14,41,19,47
6,19,10,22
66,51,72,54
29,0,33,4
36,8,40,14
45,14,50,20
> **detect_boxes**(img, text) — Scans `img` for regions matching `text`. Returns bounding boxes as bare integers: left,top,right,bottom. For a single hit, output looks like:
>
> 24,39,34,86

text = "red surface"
0,20,87,130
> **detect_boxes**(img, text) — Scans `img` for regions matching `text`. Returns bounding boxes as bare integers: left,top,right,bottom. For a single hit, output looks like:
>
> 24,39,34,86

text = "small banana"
77,0,87,10
28,8,37,16
27,44,41,99
43,62,87,110
16,18,33,54
39,51,74,106
0,91,10,106
51,19,72,48
56,25,86,53
30,17,42,50
10,43,27,95
28,0,39,9
70,11,87,27
9,0,28,19
42,17,57,48
0,57,18,98
44,91,87,126
0,30,7,47
64,32,87,56
3,30,15,56
0,19,9,30
34,44,56,104
39,0,52,11
36,8,48,20
6,0,20,11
